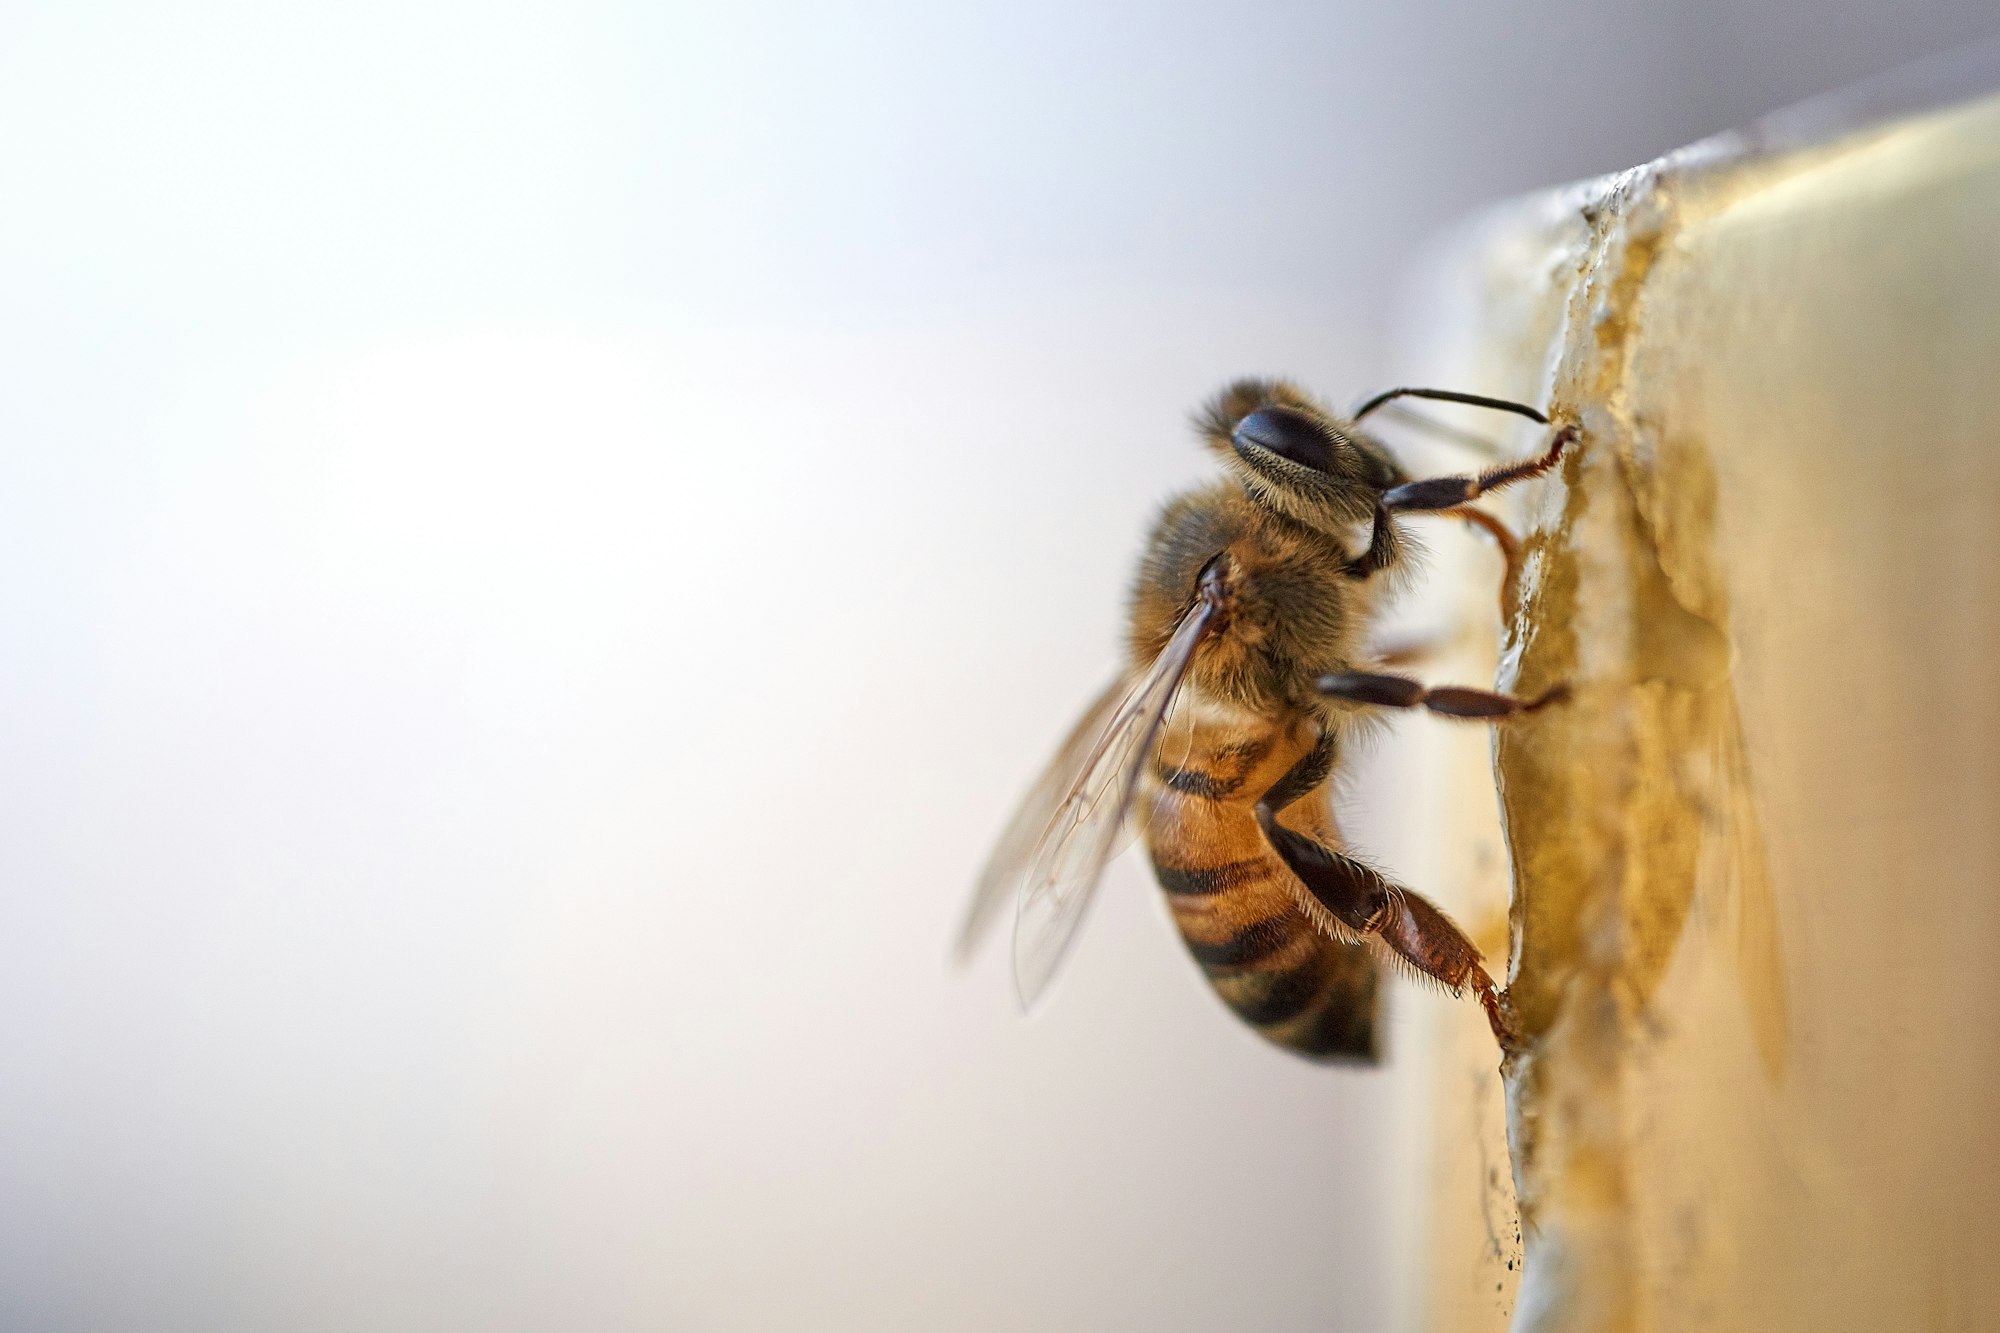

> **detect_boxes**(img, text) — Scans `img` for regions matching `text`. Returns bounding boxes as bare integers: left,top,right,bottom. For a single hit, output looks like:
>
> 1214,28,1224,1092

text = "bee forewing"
956,677,1127,965
1011,596,1219,1009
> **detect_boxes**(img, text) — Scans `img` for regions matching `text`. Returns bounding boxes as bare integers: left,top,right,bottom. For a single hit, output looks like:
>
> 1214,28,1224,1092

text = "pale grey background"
2,3,1994,1330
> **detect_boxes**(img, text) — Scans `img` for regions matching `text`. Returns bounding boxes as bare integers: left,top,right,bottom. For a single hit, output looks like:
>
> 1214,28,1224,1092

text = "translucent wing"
956,677,1129,966
1011,589,1221,1009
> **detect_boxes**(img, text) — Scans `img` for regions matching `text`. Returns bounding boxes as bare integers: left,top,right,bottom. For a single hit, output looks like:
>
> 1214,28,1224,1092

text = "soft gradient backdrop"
2,4,1994,1330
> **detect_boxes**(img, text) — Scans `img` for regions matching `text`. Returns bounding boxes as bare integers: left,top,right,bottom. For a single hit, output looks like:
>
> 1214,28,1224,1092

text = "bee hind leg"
1255,798,1514,1052
1375,886,1516,1053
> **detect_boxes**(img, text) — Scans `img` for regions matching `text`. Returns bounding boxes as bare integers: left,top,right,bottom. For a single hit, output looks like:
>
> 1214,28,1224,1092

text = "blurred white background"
2,3,1994,1330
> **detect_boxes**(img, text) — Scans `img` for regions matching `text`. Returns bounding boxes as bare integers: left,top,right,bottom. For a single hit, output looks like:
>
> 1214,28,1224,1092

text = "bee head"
1196,379,1405,534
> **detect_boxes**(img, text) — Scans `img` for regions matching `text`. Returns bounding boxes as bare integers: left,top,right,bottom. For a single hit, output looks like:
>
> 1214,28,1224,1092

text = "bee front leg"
1343,424,1576,580
1380,423,1579,514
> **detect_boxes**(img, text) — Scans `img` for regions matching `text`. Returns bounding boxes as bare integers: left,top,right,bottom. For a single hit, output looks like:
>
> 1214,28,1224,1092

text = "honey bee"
960,380,1575,1059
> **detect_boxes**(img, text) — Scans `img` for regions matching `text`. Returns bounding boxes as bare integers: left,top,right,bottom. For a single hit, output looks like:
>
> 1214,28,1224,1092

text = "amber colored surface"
1398,90,2000,1332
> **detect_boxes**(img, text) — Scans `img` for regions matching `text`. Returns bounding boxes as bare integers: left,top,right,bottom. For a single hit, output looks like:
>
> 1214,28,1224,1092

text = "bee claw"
1480,983,1523,1057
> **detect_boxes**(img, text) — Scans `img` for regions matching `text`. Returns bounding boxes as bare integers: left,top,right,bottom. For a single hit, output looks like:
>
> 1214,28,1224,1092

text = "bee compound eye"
1231,408,1334,472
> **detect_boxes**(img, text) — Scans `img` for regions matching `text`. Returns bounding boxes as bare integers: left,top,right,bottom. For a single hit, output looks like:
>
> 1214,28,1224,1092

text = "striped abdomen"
1140,708,1380,1061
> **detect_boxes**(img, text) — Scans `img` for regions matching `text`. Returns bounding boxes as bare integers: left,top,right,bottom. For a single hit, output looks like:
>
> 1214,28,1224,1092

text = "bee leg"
1254,807,1512,1050
1445,504,1524,621
1316,671,1568,720
1374,887,1515,1052
1254,812,1393,935
1343,425,1570,578
1366,509,1521,661
1343,504,1401,579
1257,729,1339,816
1380,422,1579,513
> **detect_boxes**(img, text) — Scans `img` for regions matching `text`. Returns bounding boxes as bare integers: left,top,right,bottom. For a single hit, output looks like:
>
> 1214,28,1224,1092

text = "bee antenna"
1350,386,1549,426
